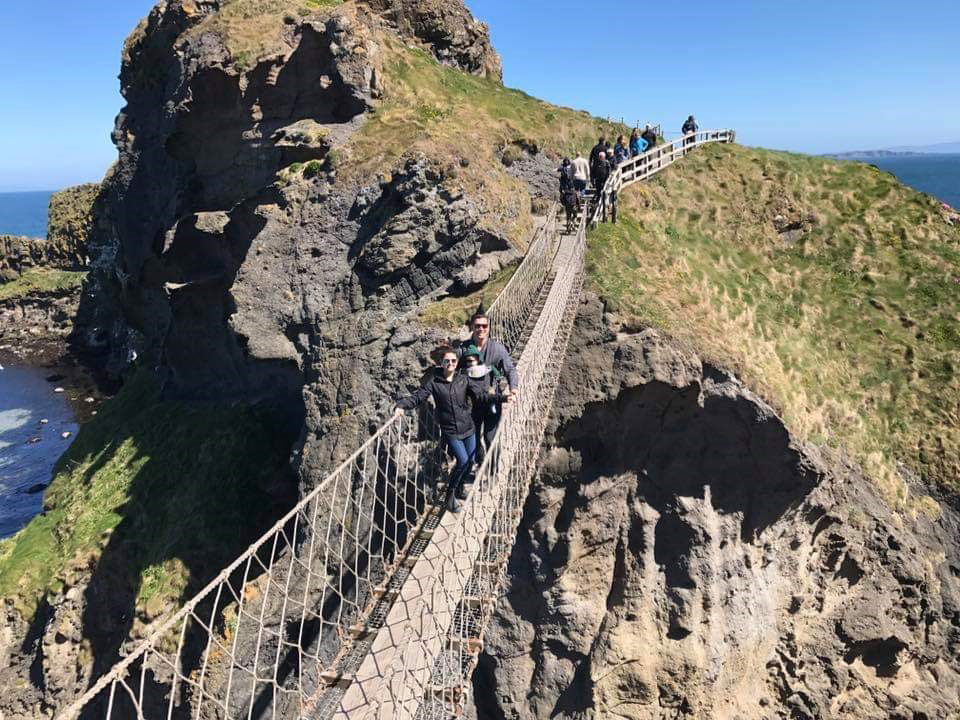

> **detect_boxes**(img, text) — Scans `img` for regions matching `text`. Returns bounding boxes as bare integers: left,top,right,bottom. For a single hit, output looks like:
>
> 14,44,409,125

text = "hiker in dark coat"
559,158,580,232
641,124,657,149
395,344,483,512
591,151,610,195
682,115,698,149
614,135,630,165
461,345,508,457
589,136,607,168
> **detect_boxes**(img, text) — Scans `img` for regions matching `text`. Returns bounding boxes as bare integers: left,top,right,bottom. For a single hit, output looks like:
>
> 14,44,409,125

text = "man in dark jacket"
641,124,657,149
457,312,519,456
682,115,698,149
559,158,580,232
591,151,612,221
589,136,607,168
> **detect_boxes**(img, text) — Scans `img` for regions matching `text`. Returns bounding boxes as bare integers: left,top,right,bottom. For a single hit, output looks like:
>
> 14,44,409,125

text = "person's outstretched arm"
395,380,432,412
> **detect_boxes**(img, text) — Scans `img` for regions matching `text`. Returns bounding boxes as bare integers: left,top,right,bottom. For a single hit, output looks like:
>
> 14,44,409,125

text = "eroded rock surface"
0,3,513,715
360,0,502,79
470,294,960,720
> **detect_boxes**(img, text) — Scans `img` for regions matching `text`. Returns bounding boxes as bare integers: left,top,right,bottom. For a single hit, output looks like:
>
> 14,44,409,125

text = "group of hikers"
394,115,701,514
394,310,518,513
557,116,699,230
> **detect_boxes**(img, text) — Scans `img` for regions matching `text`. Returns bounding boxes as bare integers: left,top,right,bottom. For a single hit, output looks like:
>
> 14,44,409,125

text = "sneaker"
446,492,460,513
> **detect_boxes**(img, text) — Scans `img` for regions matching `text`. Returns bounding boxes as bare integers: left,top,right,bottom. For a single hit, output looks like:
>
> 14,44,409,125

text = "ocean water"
0,365,77,539
0,190,52,238
866,154,960,210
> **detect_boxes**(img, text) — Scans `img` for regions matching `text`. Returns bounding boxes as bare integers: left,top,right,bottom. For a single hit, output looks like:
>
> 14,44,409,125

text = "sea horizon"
0,190,54,238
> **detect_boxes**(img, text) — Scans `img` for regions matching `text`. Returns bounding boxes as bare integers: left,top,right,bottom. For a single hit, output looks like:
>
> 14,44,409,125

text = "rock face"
0,4,511,715
76,0,508,420
470,294,960,720
360,0,503,79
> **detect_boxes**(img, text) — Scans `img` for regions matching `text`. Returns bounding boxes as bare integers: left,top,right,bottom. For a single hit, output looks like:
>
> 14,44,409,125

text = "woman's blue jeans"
444,434,477,491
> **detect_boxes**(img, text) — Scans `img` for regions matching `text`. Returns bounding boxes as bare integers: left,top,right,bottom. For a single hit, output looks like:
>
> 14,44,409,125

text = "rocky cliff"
0,1,603,715
76,0,514,458
470,295,960,719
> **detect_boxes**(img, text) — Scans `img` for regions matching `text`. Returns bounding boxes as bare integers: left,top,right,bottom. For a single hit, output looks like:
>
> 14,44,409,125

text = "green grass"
588,143,960,501
344,40,628,246
185,0,344,70
418,263,518,331
0,367,293,621
0,268,86,301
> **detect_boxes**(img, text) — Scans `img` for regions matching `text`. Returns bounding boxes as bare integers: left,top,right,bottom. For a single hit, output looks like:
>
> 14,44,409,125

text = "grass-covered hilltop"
1,1,959,718
590,144,960,501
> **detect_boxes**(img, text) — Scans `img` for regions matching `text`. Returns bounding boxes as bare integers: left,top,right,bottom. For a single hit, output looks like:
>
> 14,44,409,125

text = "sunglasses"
441,358,458,365
473,323,489,329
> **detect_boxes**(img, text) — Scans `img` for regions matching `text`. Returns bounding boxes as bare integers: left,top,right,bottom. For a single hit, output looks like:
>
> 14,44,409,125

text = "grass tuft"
0,268,86,302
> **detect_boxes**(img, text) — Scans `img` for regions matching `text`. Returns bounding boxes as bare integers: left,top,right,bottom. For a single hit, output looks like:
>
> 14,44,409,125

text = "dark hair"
470,311,489,326
430,344,457,365
617,134,625,143
598,135,606,143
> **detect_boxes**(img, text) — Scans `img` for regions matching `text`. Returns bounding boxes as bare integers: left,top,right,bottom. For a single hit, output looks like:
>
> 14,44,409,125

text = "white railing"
591,129,736,225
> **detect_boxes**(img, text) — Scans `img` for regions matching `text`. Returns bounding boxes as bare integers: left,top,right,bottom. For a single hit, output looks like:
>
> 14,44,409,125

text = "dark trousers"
444,433,477,493
473,402,501,457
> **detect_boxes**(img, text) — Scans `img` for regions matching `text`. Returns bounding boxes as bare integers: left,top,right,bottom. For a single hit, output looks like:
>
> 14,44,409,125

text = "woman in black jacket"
395,345,482,512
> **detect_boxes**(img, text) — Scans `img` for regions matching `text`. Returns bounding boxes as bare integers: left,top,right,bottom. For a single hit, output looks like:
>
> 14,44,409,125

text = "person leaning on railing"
614,135,630,165
629,129,646,157
394,344,485,513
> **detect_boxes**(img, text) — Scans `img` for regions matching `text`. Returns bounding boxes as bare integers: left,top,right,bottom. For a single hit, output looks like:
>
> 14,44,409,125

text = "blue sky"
1,0,958,191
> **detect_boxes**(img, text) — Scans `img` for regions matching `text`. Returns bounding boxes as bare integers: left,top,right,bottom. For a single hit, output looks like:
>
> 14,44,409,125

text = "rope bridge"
60,130,733,720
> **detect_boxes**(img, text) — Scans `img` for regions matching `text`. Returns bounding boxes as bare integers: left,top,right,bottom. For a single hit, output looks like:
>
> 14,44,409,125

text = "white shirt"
572,156,590,181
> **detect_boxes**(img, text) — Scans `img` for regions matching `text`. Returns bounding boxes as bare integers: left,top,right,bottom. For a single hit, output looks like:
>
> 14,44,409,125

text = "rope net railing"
329,209,588,720
57,207,560,720
591,129,735,226
59,130,729,720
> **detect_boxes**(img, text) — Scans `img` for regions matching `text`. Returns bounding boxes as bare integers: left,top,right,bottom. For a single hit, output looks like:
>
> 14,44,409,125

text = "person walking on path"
629,129,646,157
559,158,580,233
572,152,590,195
591,150,612,221
642,124,657,150
682,115,698,150
589,136,607,168
614,135,630,165
395,345,483,512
